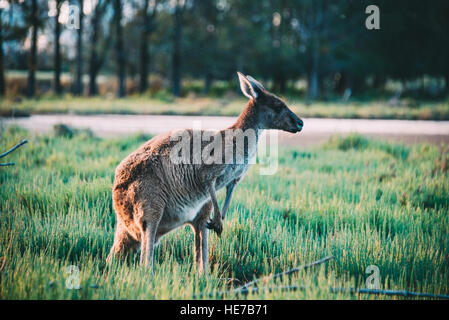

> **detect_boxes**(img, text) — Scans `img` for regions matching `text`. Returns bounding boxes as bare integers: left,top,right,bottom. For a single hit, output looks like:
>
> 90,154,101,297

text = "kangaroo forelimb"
221,180,237,220
206,179,223,236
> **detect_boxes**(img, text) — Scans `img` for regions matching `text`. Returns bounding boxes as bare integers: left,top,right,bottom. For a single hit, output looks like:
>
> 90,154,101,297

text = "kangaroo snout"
296,117,304,132
286,111,304,133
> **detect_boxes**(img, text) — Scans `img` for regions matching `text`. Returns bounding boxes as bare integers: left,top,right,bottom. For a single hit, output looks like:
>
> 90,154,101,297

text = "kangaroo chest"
216,163,251,190
216,133,259,189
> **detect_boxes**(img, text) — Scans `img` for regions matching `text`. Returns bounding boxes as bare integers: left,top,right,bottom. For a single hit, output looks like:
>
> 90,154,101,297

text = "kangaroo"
107,72,304,274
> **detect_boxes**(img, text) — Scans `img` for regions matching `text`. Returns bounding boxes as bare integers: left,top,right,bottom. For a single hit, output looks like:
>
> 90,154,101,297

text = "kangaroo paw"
206,219,223,236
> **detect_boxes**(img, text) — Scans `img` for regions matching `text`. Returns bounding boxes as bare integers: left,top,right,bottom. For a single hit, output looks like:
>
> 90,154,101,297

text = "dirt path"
2,114,449,147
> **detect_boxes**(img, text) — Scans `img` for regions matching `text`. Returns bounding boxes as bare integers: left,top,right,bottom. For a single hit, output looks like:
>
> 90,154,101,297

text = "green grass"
0,126,448,299
1,96,449,120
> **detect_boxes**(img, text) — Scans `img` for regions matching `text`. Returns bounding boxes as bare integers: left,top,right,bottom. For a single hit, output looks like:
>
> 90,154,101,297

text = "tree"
2,0,449,99
88,0,109,96
74,0,84,95
0,1,28,97
114,0,125,97
171,0,186,97
193,0,218,93
266,0,298,94
51,0,62,95
26,0,39,97
21,0,46,98
138,0,157,94
300,0,325,100
0,6,5,96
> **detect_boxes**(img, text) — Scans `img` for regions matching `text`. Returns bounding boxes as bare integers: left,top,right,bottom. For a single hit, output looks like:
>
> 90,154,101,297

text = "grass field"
0,125,448,299
2,96,449,120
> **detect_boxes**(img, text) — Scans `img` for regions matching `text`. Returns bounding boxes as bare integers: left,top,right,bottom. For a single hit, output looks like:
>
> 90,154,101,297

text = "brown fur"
107,73,303,274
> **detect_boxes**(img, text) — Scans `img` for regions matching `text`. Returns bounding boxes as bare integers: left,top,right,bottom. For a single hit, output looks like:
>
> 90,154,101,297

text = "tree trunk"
203,73,212,94
54,2,62,95
139,0,150,94
88,5,99,96
308,68,319,100
114,0,125,97
444,72,449,94
171,3,182,97
307,36,320,100
279,77,287,94
27,0,38,98
350,76,364,95
372,74,386,91
306,1,323,101
0,8,5,96
334,72,348,94
139,32,149,94
74,0,84,95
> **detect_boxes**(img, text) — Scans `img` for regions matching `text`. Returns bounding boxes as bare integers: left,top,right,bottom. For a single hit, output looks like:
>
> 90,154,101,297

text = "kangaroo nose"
297,118,304,131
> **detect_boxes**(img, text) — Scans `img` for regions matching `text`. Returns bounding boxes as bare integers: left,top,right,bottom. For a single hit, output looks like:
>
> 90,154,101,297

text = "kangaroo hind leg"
192,201,212,275
107,219,139,263
139,203,163,273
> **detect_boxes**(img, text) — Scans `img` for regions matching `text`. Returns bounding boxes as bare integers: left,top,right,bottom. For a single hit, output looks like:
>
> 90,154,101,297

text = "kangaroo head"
237,72,304,133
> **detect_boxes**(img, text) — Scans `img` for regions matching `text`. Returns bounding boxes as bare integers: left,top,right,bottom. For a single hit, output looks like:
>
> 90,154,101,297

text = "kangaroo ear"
237,71,258,99
246,75,265,92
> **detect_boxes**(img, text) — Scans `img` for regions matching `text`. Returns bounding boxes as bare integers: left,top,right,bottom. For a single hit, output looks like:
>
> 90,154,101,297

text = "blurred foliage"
0,0,448,99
